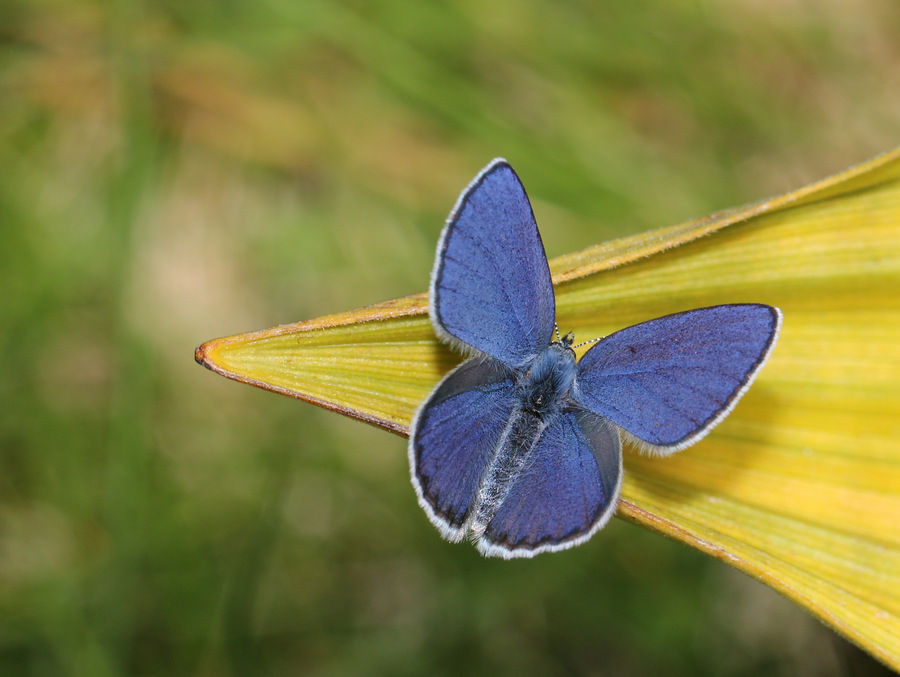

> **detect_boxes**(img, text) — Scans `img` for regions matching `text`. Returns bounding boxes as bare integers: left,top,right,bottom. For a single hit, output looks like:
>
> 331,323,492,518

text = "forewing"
575,304,782,453
430,159,555,367
409,357,518,541
477,409,622,558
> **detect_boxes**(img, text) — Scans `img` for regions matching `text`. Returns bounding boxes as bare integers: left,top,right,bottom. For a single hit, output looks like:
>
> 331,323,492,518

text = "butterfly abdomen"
468,404,548,539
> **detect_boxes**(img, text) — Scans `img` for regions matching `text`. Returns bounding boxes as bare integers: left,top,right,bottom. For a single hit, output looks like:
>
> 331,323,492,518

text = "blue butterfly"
409,159,782,559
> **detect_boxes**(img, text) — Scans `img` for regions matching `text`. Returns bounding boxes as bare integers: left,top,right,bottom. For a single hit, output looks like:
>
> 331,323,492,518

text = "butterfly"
408,159,782,559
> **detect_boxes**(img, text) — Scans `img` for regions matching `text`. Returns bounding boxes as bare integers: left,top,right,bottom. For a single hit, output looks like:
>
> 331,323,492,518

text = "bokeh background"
2,0,899,675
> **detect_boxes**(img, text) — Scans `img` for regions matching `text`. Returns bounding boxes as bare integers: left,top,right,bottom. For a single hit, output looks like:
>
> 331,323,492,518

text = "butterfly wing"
409,357,519,541
477,409,622,558
430,159,555,367
574,304,782,453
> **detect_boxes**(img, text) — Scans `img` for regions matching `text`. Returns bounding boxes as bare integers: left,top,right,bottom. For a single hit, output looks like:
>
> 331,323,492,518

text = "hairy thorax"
518,340,578,415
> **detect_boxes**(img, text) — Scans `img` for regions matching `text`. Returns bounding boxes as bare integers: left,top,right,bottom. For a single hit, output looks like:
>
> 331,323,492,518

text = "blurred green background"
1,0,899,675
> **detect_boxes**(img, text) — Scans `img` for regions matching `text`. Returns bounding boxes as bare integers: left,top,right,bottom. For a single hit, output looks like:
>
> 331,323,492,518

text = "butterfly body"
467,338,580,538
409,159,782,558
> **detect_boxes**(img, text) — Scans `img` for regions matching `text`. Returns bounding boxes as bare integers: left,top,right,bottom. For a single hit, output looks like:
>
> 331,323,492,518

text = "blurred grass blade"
197,148,900,670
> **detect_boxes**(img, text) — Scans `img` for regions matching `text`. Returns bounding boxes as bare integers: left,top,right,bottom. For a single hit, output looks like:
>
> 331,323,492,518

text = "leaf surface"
197,148,900,669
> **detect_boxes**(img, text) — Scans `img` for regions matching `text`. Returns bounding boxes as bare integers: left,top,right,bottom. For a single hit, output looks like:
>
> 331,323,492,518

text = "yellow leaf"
196,148,900,670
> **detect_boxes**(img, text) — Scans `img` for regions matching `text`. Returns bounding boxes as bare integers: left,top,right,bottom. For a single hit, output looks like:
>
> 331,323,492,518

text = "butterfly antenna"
573,336,604,349
554,323,562,342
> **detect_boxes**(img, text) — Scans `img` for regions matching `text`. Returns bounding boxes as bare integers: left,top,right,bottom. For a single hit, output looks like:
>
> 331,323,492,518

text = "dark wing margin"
409,357,518,541
477,409,622,558
430,159,556,367
574,304,782,454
